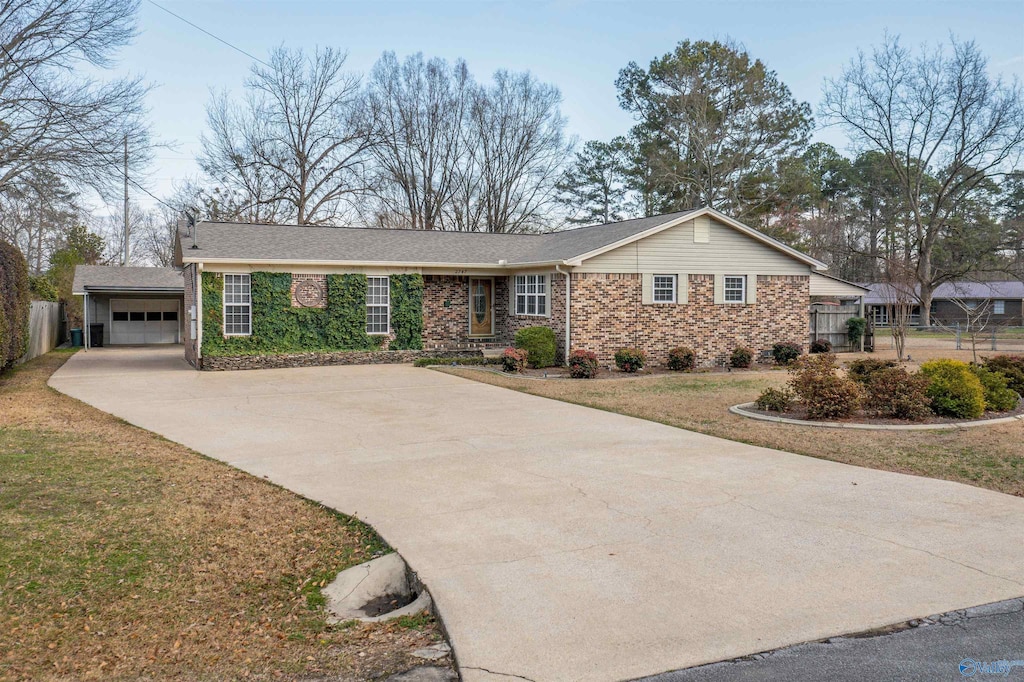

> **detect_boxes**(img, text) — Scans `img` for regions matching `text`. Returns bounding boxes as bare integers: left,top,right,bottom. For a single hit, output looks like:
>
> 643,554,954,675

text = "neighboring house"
863,281,1024,328
75,207,848,369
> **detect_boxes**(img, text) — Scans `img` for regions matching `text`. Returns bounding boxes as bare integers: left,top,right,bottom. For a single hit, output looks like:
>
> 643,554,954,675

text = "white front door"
110,299,180,344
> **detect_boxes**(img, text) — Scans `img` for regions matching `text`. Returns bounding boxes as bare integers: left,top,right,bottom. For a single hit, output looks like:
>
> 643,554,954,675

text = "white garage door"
110,299,180,345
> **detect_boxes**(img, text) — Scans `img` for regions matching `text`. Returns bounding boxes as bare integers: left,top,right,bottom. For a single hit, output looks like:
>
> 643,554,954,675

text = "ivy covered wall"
202,272,424,356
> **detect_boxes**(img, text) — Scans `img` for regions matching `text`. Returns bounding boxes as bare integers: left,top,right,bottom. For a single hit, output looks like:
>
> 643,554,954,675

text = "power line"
145,0,272,69
0,43,180,215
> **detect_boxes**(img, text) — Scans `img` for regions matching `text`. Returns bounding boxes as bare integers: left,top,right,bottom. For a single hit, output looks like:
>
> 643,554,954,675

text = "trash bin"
70,328,83,347
88,323,104,348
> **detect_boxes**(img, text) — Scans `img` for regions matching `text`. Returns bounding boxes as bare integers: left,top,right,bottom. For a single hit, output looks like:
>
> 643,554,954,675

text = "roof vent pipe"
498,259,507,266
187,213,199,250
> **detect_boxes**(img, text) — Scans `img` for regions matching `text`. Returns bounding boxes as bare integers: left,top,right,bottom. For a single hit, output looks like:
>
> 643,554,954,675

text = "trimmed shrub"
920,359,985,419
970,365,1020,412
864,367,932,421
667,346,696,371
0,240,30,370
788,353,861,420
846,358,898,384
568,349,600,379
983,355,1024,396
772,340,802,366
755,387,793,412
809,338,832,354
730,346,754,368
514,326,557,368
614,348,646,373
501,347,528,373
846,317,867,346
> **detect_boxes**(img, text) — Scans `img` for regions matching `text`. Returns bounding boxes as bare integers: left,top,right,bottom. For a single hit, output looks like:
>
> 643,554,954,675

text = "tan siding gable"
809,273,867,298
574,218,810,275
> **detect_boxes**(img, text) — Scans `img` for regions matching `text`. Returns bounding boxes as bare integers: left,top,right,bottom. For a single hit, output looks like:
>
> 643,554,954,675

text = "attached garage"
72,266,185,347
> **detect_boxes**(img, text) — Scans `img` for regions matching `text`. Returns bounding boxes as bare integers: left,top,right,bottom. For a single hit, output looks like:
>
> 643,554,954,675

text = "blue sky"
112,0,1024,213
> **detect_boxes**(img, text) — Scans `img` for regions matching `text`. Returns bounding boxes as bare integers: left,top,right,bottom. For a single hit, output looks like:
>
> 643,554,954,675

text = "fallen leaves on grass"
1,353,447,681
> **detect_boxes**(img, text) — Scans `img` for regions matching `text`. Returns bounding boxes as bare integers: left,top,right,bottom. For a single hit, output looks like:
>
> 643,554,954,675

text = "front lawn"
1,351,447,681
442,364,1024,497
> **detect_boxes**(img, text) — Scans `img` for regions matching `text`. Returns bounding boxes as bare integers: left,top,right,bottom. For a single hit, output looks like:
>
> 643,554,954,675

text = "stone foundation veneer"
201,348,480,371
570,273,809,368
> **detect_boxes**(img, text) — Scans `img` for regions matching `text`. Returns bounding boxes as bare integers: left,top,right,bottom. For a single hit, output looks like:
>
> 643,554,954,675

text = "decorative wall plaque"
291,275,327,308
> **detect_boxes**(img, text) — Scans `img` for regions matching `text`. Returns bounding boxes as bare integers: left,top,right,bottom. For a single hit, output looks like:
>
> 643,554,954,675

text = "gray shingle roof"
862,281,1024,305
72,266,184,294
178,210,701,265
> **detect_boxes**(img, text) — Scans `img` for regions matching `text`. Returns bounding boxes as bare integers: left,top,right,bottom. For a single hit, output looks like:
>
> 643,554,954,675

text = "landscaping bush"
983,355,1024,396
864,367,932,421
501,347,528,373
846,316,867,346
755,387,793,412
514,326,557,368
809,338,832,354
970,365,1020,412
667,346,696,371
919,359,985,419
788,353,861,420
730,346,754,368
0,240,30,370
846,358,898,384
771,340,802,366
614,347,646,373
567,349,600,379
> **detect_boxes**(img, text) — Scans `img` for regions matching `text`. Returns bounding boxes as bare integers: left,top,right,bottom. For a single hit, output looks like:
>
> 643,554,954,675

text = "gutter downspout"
83,292,89,351
196,263,204,368
555,264,570,365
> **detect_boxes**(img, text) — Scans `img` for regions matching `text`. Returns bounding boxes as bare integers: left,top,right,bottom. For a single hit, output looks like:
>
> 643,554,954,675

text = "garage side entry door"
110,299,180,344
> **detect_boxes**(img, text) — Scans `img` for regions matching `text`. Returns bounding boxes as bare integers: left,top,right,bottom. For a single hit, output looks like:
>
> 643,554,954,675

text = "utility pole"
123,134,129,266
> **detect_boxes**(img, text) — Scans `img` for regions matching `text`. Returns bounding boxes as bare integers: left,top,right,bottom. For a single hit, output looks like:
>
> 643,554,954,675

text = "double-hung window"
653,275,677,303
515,274,548,316
223,274,251,336
366,276,390,334
994,300,1005,315
724,276,746,303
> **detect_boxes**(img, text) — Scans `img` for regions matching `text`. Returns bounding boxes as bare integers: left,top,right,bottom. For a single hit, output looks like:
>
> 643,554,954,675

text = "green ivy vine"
201,271,424,356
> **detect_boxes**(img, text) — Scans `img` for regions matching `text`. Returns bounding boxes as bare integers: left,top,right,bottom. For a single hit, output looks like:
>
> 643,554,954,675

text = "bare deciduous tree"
462,70,572,232
0,0,151,199
200,47,375,225
365,52,474,229
823,34,1024,325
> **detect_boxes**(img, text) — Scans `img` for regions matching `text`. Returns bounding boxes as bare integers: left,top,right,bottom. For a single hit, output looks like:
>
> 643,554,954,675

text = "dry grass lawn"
1,351,449,682
442,347,1024,498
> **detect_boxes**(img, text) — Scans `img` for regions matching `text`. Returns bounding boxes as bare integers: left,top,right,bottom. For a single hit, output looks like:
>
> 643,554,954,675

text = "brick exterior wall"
570,273,809,368
183,264,199,368
422,273,568,360
290,274,328,308
496,274,567,361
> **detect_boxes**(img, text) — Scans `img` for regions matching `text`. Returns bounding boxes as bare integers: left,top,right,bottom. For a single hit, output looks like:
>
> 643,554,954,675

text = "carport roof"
72,266,184,295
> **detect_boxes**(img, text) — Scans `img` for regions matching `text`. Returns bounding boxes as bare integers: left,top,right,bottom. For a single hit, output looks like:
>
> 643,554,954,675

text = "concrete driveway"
50,347,1024,682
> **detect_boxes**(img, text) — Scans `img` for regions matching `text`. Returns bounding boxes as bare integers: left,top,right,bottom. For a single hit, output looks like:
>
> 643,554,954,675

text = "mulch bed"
745,401,1024,426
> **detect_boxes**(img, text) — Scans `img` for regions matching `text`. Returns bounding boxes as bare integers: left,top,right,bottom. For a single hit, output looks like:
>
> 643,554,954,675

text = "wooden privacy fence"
20,301,62,364
809,303,861,352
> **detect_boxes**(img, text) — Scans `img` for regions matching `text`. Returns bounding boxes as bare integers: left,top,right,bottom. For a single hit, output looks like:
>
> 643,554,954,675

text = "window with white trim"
366,276,390,334
653,275,677,303
994,300,1005,315
724,276,746,303
223,274,251,336
515,274,548,316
